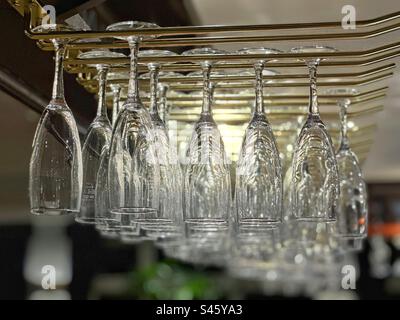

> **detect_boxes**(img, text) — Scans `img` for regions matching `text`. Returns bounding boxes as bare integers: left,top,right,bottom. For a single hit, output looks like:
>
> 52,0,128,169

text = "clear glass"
182,48,231,230
76,50,124,223
137,50,184,233
29,25,82,215
280,117,305,250
229,226,281,280
235,48,282,228
95,81,124,233
158,84,169,127
329,89,368,240
139,71,181,130
289,46,339,222
106,22,160,220
94,144,121,232
110,84,121,126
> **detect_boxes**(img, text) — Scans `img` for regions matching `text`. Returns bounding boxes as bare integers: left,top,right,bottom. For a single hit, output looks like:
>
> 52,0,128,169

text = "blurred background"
1,0,400,300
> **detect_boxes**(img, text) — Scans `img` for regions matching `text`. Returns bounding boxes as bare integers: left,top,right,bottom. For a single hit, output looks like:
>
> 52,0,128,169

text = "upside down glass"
95,75,125,234
235,48,283,228
138,49,184,234
76,50,125,224
328,88,368,242
106,21,160,220
96,73,126,236
289,46,339,222
29,24,82,215
182,48,231,231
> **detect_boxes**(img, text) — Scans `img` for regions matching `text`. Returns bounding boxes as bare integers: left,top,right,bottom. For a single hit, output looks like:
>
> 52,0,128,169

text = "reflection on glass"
235,48,282,228
182,48,231,230
29,24,82,216
106,21,160,219
290,46,339,222
76,50,124,224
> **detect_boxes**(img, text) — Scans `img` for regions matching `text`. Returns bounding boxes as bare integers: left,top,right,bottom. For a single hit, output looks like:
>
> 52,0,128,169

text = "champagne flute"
326,88,368,248
138,50,184,234
289,46,339,222
76,50,125,224
106,21,161,221
182,48,232,233
95,74,125,235
29,24,82,216
235,48,283,229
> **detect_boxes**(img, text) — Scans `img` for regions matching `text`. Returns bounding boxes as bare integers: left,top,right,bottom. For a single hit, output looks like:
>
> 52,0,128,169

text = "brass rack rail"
64,45,400,70
19,8,400,45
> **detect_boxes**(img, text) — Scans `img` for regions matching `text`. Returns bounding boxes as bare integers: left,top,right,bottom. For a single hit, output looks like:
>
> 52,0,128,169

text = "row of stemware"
28,22,368,268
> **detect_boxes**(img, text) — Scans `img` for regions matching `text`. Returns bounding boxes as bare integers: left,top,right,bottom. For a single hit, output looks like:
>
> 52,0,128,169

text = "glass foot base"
239,219,281,229
31,208,77,216
110,207,157,215
75,217,96,224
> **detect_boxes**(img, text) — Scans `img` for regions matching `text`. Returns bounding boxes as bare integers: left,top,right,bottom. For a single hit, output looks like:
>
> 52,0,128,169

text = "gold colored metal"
20,9,400,45
7,0,44,29
139,73,393,91
144,87,389,102
63,45,400,67
82,74,392,91
22,10,400,37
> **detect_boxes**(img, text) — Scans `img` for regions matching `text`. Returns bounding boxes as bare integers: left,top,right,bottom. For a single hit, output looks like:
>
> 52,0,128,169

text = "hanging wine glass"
289,46,339,222
326,88,368,246
94,74,126,235
29,24,82,216
95,75,129,236
106,21,161,223
181,48,231,234
76,50,126,224
235,48,283,229
137,49,184,234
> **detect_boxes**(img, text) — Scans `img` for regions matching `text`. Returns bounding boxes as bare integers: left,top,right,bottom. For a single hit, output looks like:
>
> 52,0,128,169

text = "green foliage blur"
127,260,224,300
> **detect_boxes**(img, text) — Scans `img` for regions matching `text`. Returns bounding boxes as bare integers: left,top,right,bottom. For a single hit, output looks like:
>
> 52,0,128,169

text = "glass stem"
307,60,320,116
149,63,160,115
201,61,212,115
111,85,121,126
158,84,169,124
254,61,265,115
339,99,350,150
210,82,216,105
96,66,109,118
51,42,66,103
127,38,140,103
